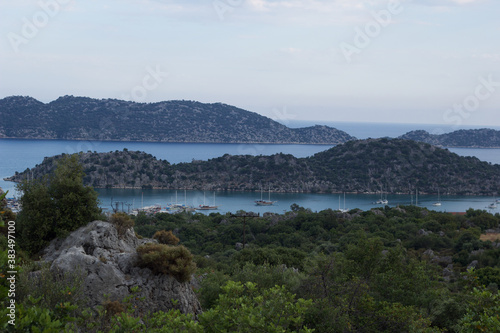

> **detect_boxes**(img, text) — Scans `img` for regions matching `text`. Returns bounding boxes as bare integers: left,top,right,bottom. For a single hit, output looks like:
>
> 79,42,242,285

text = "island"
7,139,500,196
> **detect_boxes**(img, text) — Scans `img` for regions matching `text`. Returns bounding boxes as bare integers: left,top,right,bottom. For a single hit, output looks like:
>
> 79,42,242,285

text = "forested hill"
0,95,354,144
399,128,500,148
8,139,500,195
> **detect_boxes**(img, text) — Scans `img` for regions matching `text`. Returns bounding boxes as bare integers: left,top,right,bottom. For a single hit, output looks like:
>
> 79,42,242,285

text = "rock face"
42,221,202,315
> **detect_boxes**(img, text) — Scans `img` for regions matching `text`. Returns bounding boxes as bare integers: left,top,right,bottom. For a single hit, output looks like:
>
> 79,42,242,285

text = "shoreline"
3,180,496,196
2,137,500,149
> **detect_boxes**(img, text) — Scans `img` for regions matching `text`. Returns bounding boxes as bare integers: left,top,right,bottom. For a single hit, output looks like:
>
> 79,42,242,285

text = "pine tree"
17,154,102,255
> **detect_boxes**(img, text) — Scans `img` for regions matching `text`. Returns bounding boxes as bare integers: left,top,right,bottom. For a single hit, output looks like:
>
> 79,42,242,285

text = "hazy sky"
1,0,499,126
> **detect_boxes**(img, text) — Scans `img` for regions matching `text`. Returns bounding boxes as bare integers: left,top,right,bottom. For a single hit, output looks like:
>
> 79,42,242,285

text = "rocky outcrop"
42,221,201,315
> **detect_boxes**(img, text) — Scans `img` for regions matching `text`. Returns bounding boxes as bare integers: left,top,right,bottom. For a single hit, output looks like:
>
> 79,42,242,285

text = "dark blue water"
285,120,500,139
2,121,500,213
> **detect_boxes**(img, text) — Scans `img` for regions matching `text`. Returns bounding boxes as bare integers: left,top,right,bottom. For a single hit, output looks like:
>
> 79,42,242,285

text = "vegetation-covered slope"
0,95,354,144
8,139,500,195
399,128,500,148
132,205,500,332
3,158,500,332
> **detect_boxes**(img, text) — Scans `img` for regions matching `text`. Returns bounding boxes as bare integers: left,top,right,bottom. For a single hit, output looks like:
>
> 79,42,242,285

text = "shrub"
110,212,134,236
17,263,86,311
103,300,125,317
153,230,179,245
136,243,196,282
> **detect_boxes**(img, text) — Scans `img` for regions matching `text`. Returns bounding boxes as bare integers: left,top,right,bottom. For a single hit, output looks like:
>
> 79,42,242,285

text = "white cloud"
472,53,500,62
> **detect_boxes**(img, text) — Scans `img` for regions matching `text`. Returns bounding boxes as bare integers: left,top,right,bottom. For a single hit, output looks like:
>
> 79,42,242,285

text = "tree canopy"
16,154,102,254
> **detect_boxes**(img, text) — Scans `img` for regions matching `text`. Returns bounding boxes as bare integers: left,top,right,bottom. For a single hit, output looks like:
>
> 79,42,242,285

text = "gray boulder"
467,260,479,270
442,264,454,281
394,207,406,214
42,220,202,315
423,249,435,258
371,209,385,216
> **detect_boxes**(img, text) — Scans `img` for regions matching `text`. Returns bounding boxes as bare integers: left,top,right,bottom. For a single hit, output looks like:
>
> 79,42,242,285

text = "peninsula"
399,128,500,148
8,139,500,195
0,96,354,144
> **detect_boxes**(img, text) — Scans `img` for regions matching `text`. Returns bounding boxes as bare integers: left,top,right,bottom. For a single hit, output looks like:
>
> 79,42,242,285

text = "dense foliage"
1,204,500,331
132,205,500,332
15,154,102,254
2,159,500,332
9,139,500,194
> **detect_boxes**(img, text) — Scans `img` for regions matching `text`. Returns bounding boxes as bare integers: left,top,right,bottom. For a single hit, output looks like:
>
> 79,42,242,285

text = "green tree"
17,154,102,254
459,287,500,332
200,281,313,333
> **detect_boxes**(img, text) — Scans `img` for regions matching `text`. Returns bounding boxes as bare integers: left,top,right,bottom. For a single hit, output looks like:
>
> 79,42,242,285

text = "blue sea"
1,121,500,214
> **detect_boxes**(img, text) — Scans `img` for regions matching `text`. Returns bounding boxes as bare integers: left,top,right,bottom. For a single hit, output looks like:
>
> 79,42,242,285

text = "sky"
0,0,499,126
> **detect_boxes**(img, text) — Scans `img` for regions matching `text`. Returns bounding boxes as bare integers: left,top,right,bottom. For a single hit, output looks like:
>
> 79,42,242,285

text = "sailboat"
376,187,388,205
487,202,497,209
255,187,276,206
168,190,183,210
432,189,442,206
339,192,349,213
197,191,219,210
168,189,195,212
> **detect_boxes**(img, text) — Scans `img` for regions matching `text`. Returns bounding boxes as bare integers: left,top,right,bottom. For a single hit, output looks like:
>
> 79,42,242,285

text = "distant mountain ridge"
0,95,355,144
399,129,500,148
8,139,500,195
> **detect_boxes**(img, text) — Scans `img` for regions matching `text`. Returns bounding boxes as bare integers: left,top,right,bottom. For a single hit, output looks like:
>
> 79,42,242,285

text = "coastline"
2,136,500,149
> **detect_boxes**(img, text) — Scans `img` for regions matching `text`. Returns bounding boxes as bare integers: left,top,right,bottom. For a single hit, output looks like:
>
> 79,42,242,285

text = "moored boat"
255,188,276,206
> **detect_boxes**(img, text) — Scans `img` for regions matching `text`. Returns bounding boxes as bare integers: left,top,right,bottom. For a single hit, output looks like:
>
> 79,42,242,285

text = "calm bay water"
1,121,499,214
96,188,499,216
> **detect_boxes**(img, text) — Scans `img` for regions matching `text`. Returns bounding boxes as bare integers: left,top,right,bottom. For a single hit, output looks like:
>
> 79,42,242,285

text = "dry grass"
480,233,500,242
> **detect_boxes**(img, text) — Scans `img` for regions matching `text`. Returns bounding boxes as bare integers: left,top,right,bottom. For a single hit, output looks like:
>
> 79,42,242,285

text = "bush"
153,230,179,245
110,212,134,236
17,263,86,311
136,243,196,282
103,300,125,317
